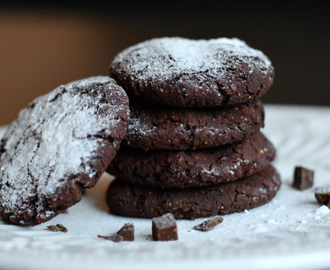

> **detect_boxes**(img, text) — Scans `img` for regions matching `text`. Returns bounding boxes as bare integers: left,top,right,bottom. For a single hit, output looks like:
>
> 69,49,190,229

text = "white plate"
1,105,330,270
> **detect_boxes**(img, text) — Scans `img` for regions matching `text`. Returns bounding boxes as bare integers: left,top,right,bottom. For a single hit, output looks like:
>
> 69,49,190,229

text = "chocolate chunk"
152,213,178,241
98,222,135,242
315,187,330,207
47,225,60,232
293,166,314,190
47,224,68,232
117,222,135,241
193,216,223,231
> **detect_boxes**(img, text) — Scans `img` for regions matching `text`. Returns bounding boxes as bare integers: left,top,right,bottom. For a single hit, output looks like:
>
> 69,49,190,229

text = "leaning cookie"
0,76,129,226
123,99,264,150
107,132,275,189
110,37,274,108
106,165,281,219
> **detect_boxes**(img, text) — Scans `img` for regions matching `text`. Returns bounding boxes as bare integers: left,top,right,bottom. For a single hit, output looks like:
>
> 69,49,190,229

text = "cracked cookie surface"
110,37,274,108
107,165,281,219
0,76,129,226
108,132,275,189
123,99,264,150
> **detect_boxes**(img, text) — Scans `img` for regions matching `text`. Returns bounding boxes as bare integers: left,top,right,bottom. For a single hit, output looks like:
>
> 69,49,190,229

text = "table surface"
0,104,330,270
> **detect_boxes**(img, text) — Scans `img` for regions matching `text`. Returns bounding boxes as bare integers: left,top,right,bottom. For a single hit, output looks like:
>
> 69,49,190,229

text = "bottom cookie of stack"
106,165,281,219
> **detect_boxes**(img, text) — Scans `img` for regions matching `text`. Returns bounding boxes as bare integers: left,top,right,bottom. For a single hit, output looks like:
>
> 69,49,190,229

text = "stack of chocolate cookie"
106,37,281,219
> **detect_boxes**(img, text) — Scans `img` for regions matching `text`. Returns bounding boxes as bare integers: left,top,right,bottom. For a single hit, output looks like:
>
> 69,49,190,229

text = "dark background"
1,1,330,125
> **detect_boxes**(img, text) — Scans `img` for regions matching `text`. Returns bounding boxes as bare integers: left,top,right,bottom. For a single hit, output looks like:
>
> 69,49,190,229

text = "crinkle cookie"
0,76,129,226
123,99,264,150
110,37,274,107
107,132,275,189
106,165,281,219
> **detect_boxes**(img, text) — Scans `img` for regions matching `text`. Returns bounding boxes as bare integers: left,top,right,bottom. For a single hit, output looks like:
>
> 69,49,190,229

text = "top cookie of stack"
110,37,274,108
106,37,280,219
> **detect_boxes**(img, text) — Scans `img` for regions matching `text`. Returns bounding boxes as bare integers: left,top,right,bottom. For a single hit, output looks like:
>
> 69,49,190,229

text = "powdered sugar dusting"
0,76,129,225
152,213,176,228
126,112,150,138
314,187,330,194
113,37,272,81
315,205,330,216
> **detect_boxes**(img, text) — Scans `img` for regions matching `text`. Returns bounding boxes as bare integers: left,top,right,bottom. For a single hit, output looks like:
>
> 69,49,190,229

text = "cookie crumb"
193,216,223,231
47,224,68,232
293,166,314,190
152,213,178,241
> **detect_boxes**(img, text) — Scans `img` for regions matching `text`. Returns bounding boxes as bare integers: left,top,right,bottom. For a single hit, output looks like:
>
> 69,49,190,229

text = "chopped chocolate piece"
152,213,178,241
117,222,135,241
293,166,314,190
47,225,60,232
98,222,135,242
47,224,68,232
56,224,68,232
193,216,224,231
315,187,330,207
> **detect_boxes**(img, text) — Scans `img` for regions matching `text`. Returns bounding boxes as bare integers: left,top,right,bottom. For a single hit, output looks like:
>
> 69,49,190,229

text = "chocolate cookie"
124,99,264,150
107,132,275,189
106,165,281,219
110,37,274,108
0,76,130,226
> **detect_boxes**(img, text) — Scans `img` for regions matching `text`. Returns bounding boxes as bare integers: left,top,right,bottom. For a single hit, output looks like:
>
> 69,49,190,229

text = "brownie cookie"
107,132,275,189
110,37,274,108
0,76,129,226
124,99,264,150
106,165,281,219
